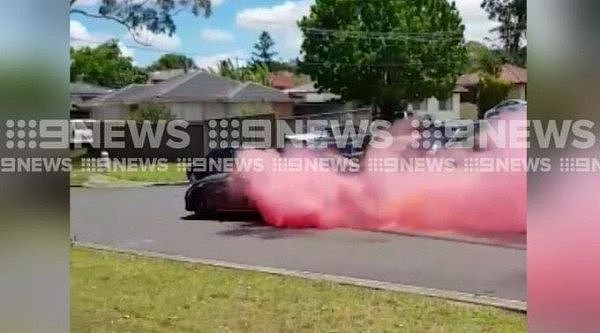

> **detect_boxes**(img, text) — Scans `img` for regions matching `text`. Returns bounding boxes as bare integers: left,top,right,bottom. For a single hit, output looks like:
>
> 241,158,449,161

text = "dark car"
185,172,255,216
186,147,237,183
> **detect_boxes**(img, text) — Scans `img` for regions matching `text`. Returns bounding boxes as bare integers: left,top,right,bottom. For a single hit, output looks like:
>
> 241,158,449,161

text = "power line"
71,36,463,67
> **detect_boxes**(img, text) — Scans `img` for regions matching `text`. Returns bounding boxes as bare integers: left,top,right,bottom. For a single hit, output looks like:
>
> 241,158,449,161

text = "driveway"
71,186,526,302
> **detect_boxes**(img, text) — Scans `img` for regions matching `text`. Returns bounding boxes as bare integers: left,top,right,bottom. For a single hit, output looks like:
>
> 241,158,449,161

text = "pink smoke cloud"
234,114,526,239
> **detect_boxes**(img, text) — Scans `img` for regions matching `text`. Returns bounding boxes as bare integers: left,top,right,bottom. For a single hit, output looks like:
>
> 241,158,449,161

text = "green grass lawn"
105,163,186,183
71,248,526,332
70,163,186,186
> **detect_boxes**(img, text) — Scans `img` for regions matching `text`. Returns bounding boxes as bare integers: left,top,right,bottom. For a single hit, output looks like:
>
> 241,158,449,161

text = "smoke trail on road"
234,114,526,238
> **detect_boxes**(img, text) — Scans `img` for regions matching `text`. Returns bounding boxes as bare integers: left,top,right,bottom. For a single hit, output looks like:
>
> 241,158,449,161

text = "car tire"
195,197,215,219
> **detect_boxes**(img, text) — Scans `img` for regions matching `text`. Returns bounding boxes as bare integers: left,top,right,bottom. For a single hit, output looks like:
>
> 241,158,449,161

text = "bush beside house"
477,76,512,118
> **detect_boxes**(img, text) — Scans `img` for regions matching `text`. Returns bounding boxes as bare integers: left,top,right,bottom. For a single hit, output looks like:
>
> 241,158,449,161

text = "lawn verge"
70,162,187,187
72,246,526,332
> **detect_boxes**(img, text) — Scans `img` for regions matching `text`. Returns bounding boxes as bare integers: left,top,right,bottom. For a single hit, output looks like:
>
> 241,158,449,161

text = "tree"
466,41,505,75
515,46,526,67
70,40,147,88
251,31,278,69
212,59,271,86
299,0,467,121
70,0,213,45
481,0,526,62
147,53,197,72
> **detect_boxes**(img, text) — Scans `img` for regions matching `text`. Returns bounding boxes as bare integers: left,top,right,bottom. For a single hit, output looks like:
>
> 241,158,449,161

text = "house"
409,64,528,121
407,86,466,121
498,64,527,100
457,64,528,101
83,71,294,121
70,82,112,119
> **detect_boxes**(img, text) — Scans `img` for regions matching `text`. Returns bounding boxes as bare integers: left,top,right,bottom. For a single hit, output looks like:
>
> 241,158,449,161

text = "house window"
439,97,453,111
409,100,427,111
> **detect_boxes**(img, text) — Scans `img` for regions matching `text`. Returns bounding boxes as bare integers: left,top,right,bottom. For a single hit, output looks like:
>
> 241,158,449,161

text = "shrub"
477,75,512,118
127,104,174,123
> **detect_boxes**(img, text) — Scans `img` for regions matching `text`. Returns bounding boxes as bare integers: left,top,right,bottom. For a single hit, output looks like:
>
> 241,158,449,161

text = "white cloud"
455,0,498,43
70,20,93,42
71,20,180,54
201,28,235,43
71,0,101,7
70,20,135,59
236,0,312,54
235,0,498,56
70,19,113,46
126,27,181,51
117,42,135,58
194,51,247,69
73,0,224,8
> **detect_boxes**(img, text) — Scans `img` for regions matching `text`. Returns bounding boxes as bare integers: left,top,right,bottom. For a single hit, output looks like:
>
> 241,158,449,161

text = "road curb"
70,181,188,188
73,242,527,313
375,230,527,250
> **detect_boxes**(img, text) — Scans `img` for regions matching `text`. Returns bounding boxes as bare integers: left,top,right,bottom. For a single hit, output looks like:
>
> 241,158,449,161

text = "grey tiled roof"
285,82,342,103
85,71,291,106
229,82,292,102
70,82,113,96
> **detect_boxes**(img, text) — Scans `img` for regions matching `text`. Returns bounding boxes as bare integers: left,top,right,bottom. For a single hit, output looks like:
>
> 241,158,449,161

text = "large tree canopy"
299,0,467,120
481,0,526,61
70,0,212,44
147,53,197,72
70,40,147,88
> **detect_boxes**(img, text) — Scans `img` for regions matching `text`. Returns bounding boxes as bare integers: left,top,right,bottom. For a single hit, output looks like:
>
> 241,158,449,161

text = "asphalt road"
70,186,526,302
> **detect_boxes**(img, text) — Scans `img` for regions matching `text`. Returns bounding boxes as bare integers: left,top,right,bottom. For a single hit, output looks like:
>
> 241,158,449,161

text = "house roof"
453,85,469,93
70,82,113,109
84,71,291,106
285,82,341,103
456,65,528,88
286,82,319,94
269,72,295,90
70,82,113,96
456,73,481,87
499,64,527,84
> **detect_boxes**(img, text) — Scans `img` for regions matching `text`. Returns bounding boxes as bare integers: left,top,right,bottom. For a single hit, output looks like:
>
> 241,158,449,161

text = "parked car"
284,124,369,158
185,172,255,216
419,120,482,155
484,99,527,119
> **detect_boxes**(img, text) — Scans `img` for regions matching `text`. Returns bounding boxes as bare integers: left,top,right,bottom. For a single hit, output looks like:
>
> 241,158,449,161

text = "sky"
70,0,499,68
